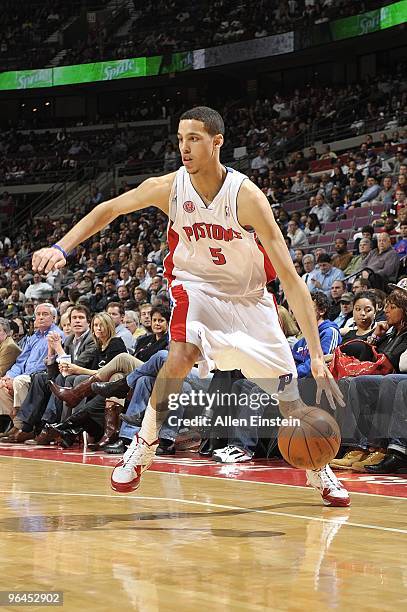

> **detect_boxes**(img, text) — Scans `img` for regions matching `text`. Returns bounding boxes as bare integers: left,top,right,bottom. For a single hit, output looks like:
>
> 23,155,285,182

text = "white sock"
139,402,159,445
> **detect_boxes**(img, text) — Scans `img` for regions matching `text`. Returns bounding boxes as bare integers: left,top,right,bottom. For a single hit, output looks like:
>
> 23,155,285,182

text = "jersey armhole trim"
169,174,177,222
235,177,256,237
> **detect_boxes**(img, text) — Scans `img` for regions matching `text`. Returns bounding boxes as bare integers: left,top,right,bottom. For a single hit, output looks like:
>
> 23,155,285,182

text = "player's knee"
165,347,197,378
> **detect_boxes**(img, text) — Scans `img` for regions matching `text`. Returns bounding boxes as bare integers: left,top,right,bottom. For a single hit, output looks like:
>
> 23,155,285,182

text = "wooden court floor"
0,451,406,612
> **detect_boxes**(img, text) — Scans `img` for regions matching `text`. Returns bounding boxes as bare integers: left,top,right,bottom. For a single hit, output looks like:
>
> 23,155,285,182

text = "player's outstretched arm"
237,181,344,409
32,173,175,273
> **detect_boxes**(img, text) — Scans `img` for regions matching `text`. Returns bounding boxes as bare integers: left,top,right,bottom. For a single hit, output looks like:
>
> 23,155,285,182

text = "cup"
58,354,71,373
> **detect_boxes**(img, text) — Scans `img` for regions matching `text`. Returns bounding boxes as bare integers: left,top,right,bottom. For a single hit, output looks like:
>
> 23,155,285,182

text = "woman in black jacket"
133,306,170,363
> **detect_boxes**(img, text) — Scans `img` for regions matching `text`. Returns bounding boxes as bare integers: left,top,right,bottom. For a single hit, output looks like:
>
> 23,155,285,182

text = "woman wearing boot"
49,307,170,449
49,312,127,449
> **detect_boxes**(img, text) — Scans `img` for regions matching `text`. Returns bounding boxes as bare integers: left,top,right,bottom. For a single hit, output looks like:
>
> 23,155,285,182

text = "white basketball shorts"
169,285,299,401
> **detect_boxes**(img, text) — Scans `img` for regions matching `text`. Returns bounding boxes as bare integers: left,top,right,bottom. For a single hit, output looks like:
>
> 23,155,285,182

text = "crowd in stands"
1,65,405,192
0,0,114,70
61,0,389,67
0,1,391,71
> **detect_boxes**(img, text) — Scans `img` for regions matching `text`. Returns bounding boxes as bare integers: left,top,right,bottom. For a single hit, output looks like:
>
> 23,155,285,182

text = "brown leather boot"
49,375,100,409
95,401,122,451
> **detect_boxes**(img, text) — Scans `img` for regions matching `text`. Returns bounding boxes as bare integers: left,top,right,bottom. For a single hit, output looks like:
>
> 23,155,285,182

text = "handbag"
328,340,395,380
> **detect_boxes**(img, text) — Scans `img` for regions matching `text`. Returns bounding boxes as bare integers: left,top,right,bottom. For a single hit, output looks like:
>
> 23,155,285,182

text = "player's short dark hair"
179,106,225,136
311,292,330,318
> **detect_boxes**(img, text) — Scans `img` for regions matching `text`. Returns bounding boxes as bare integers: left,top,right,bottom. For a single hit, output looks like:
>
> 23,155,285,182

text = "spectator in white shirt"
250,148,270,176
24,273,53,301
309,193,335,224
287,220,309,249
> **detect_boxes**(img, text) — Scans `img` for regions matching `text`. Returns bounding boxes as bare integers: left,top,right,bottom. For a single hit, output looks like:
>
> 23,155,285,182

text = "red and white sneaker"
306,465,351,507
111,434,158,493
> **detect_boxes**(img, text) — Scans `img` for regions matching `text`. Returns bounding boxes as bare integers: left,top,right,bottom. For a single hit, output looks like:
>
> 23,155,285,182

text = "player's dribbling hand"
32,247,66,273
311,356,345,411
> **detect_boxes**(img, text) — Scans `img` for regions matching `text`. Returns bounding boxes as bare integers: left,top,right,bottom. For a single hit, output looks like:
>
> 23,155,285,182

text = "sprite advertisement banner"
54,57,146,85
331,0,407,40
0,1,404,91
0,68,52,90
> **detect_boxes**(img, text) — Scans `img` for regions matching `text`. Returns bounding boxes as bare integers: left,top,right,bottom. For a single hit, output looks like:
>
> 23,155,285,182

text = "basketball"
278,407,341,470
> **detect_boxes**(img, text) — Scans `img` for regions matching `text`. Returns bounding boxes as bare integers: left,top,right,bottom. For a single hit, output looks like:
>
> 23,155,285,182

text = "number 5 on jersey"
209,247,226,265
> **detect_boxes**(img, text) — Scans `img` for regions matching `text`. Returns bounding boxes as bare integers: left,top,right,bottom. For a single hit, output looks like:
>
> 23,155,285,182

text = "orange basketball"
278,407,341,470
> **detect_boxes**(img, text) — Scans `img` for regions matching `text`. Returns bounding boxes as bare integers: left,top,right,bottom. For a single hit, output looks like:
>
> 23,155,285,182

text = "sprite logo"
18,69,52,89
358,11,381,35
103,59,137,81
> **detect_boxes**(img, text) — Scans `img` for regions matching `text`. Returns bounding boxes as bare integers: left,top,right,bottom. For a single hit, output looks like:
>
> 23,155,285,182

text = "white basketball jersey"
164,166,275,298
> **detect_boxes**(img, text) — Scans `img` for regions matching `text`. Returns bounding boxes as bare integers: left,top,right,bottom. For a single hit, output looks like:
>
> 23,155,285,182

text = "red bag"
328,340,395,380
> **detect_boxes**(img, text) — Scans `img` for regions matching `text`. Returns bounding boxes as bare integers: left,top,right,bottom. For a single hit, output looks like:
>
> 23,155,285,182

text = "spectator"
250,147,269,176
117,267,132,287
138,303,152,335
373,175,395,207
133,306,170,362
303,213,321,237
301,254,316,292
328,280,346,321
348,177,381,208
331,237,353,271
0,317,21,378
117,285,130,303
394,223,407,258
309,253,345,296
333,292,354,329
291,292,341,378
340,291,377,341
286,219,308,249
353,224,377,254
319,145,337,160
0,303,63,439
163,142,177,172
106,302,134,351
309,193,334,224
10,305,97,444
24,273,53,300
361,233,400,282
345,238,372,276
352,277,372,295
388,188,407,218
290,171,305,195
124,310,146,340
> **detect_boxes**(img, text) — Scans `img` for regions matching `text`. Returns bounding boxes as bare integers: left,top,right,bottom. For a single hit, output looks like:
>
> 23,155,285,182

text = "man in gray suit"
4,306,97,443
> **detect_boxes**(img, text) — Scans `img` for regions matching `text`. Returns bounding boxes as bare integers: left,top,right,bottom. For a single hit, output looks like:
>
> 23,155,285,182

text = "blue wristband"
52,244,69,259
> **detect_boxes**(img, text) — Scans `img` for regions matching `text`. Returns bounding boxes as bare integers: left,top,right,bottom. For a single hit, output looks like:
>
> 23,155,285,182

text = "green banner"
54,57,146,86
380,0,407,28
331,0,407,40
53,51,194,86
0,68,52,90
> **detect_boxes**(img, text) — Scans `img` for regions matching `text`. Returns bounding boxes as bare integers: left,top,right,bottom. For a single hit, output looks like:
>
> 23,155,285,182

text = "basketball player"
33,107,350,507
